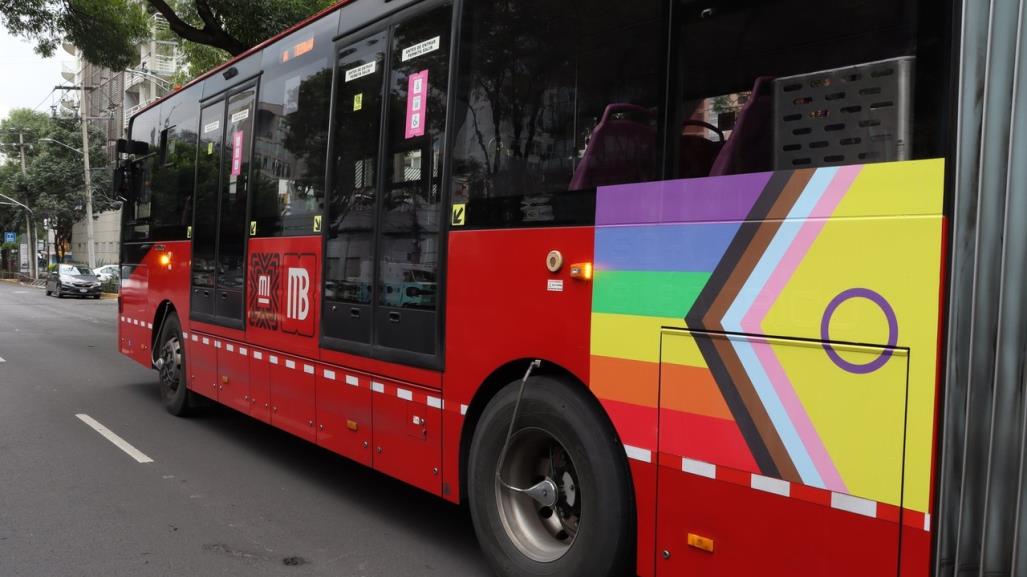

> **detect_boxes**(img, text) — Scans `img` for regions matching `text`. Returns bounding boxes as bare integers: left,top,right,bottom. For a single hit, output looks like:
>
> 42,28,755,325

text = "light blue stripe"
722,167,838,331
595,222,741,273
731,337,825,487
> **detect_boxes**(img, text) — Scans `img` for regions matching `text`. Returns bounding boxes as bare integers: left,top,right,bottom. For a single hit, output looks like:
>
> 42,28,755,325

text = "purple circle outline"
820,288,898,374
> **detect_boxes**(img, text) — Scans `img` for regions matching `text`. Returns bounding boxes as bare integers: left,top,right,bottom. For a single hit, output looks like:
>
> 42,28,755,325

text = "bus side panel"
443,227,594,501
591,160,945,576
119,240,192,368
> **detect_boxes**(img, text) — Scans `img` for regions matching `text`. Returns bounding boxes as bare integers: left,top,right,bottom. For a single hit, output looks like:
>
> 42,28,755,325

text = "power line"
30,88,57,113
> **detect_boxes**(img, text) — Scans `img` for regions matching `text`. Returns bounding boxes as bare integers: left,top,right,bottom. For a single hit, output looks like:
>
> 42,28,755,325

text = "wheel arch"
150,299,178,365
457,358,635,511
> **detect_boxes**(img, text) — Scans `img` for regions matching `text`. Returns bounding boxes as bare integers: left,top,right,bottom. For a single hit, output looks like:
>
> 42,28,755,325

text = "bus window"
122,108,160,242
252,17,335,237
450,0,662,228
672,0,948,178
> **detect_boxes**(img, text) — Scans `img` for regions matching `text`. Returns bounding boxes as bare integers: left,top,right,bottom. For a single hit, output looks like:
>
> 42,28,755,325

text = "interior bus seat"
679,119,725,179
569,103,657,190
709,76,775,176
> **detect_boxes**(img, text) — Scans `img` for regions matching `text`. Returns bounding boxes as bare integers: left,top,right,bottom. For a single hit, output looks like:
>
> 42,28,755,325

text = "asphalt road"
0,281,490,577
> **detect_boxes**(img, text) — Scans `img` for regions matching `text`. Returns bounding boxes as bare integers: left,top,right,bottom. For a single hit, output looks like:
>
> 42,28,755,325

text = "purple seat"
709,77,775,176
570,103,656,190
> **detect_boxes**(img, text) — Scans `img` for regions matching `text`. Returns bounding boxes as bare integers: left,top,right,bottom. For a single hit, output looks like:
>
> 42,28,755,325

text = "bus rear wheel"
468,376,633,577
157,313,193,417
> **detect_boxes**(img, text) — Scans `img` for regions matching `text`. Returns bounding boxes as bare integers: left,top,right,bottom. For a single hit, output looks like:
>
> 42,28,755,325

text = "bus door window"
376,3,452,358
191,100,224,317
323,30,388,347
216,87,256,323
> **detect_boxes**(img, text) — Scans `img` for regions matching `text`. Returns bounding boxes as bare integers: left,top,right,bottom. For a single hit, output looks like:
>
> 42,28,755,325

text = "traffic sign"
3,232,15,244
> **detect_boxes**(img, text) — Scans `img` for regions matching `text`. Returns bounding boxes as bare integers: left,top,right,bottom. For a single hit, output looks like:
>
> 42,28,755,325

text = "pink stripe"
741,165,862,491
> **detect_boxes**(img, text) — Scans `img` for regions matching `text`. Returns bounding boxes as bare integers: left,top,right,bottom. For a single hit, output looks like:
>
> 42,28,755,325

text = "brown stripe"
709,333,801,481
704,170,814,327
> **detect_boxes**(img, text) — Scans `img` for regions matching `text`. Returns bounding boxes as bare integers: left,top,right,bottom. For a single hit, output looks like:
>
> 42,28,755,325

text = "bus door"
191,83,257,329
323,3,453,369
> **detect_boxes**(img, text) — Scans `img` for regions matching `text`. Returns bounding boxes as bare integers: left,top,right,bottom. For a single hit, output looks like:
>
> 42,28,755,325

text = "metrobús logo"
282,253,316,337
248,253,280,331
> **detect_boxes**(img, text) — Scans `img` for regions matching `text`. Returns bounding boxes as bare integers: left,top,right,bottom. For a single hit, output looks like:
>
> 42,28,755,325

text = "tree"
0,109,115,263
1,0,335,75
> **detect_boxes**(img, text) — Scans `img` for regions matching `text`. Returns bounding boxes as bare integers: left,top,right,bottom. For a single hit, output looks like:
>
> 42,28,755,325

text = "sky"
0,29,66,122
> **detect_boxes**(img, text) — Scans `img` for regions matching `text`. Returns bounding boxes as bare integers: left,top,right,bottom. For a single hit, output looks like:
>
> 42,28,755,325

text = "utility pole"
17,131,35,279
79,77,96,270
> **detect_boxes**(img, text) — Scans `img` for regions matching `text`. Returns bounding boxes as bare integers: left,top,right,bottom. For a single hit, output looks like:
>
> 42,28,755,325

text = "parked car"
93,265,120,283
46,264,102,299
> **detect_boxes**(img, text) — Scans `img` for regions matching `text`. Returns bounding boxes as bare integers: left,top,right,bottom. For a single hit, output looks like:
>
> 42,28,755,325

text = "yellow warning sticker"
354,93,363,112
186,226,192,239
207,142,214,155
249,221,257,236
451,203,467,227
313,215,322,233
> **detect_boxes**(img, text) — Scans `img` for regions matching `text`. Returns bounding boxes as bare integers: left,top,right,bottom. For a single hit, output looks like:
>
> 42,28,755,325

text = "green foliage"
0,108,115,262
0,0,149,70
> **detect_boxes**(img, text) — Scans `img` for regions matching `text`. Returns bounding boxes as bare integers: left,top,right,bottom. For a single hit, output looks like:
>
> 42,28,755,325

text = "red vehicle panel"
268,353,317,442
316,368,373,467
249,348,272,424
217,340,250,414
246,236,322,360
371,379,443,496
187,334,218,402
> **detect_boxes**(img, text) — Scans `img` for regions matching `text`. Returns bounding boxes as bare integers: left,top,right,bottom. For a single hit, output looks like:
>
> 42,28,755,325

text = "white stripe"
239,347,248,357
191,335,198,342
751,474,790,497
372,381,385,393
269,355,278,365
202,337,210,345
682,458,716,479
346,375,359,387
623,445,652,463
147,323,153,330
397,388,413,401
324,369,336,380
285,359,296,370
75,414,153,464
0,356,5,363
460,404,468,415
303,364,314,375
426,396,442,409
120,316,125,322
831,493,877,518
182,332,188,339
214,340,222,349
924,513,931,531
254,351,263,360
226,344,234,352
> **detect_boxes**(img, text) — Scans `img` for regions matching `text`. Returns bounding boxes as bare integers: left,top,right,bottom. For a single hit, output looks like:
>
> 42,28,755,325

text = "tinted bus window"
217,87,256,290
123,108,160,242
451,0,662,228
252,17,335,237
325,31,387,307
671,0,947,178
379,4,451,311
193,102,223,288
150,114,198,241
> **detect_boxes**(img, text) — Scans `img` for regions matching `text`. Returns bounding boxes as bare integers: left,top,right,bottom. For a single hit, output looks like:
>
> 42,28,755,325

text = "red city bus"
115,0,1017,575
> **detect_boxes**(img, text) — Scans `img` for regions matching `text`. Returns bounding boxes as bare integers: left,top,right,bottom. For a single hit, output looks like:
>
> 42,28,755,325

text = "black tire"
45,287,51,296
157,313,193,416
468,376,634,577
55,283,63,298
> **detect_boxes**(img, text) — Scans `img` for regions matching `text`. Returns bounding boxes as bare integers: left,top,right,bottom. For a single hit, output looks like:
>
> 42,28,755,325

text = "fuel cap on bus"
546,250,564,273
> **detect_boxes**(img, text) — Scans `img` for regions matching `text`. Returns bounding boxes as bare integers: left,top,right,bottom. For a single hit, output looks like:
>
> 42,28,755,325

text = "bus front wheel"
468,375,633,577
157,312,193,417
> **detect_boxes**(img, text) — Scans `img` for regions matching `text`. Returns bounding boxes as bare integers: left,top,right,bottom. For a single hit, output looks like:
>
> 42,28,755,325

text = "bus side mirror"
116,138,150,155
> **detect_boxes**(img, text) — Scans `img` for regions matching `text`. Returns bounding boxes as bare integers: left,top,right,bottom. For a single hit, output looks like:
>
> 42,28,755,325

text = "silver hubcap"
159,336,182,396
496,428,581,563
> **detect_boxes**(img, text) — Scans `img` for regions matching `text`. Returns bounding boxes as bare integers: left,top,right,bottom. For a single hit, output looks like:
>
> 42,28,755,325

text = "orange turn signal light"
159,252,172,269
569,262,593,281
687,533,714,553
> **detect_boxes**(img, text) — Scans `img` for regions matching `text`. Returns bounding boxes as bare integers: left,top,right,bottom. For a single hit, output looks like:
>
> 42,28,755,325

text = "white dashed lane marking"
75,414,154,464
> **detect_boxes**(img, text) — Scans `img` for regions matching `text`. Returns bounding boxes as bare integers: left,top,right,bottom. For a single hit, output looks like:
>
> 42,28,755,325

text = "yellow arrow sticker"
186,226,192,239
451,203,466,227
313,215,322,233
207,142,214,155
354,93,363,112
250,221,257,236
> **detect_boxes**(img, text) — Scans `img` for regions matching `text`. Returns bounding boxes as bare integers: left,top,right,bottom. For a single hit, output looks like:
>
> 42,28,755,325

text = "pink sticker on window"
405,70,429,139
231,130,243,176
